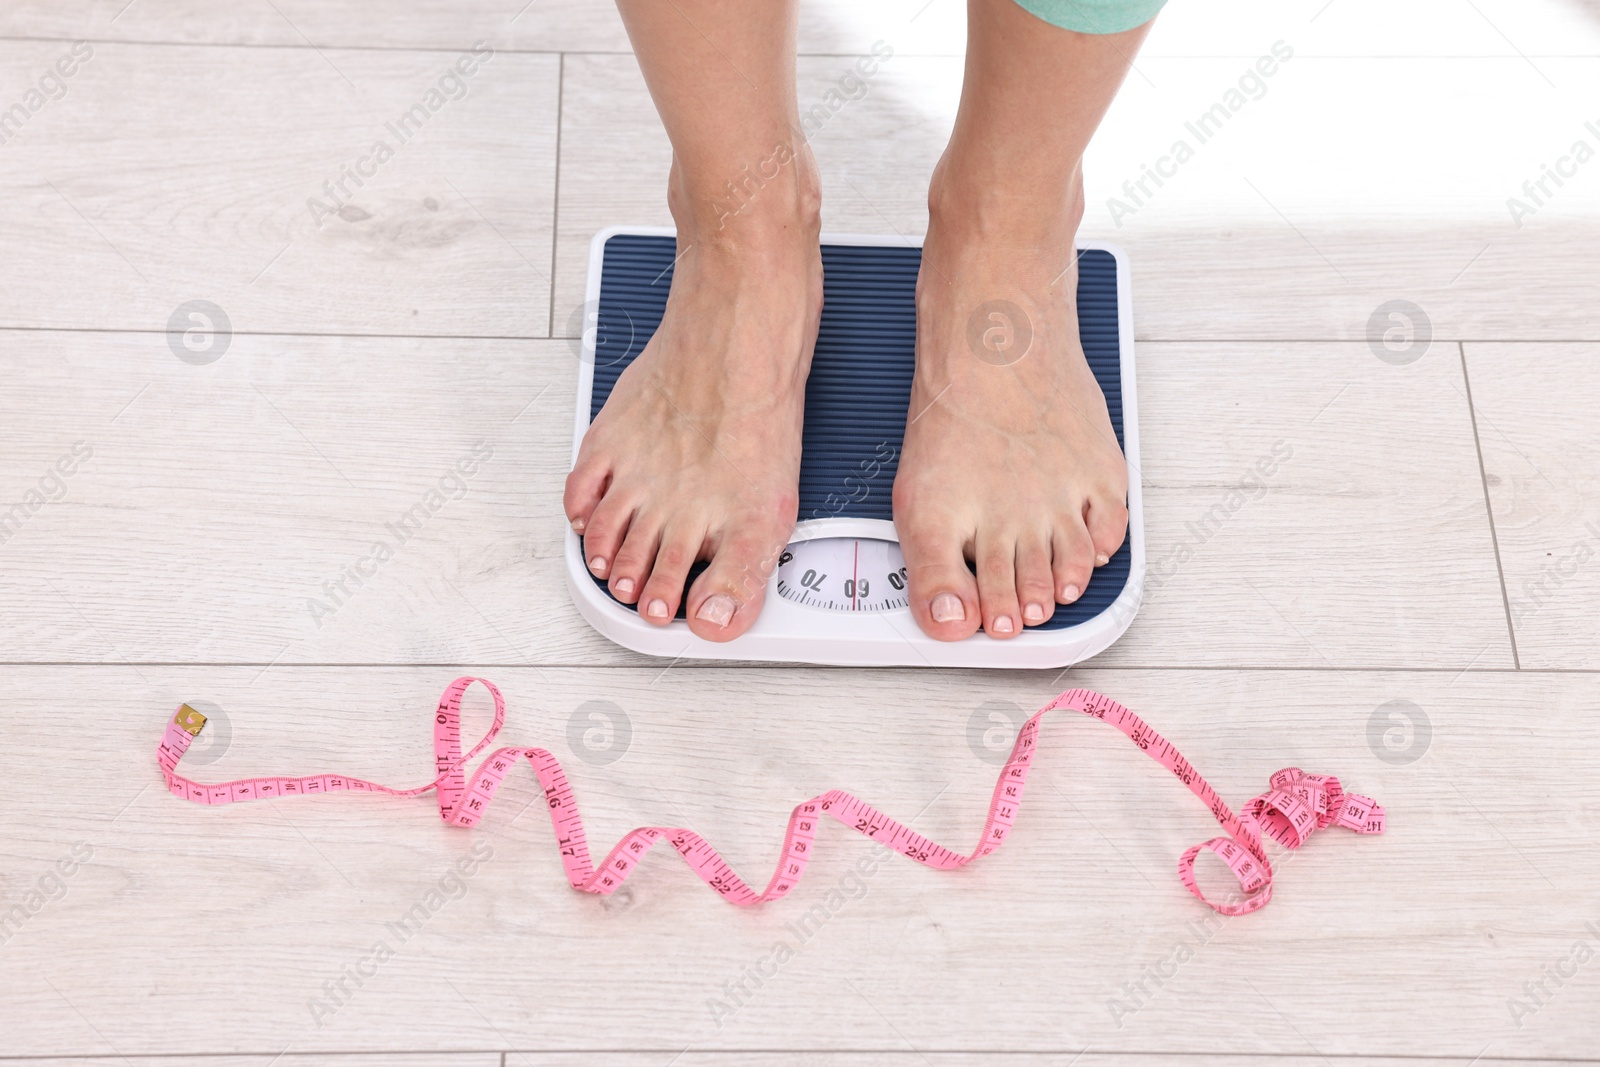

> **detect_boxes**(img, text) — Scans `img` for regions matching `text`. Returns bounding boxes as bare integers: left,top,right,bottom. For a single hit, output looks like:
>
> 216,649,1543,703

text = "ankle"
668,143,823,251
926,154,1085,252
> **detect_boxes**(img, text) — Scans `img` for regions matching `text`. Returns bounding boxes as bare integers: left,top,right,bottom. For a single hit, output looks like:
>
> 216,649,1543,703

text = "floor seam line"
0,663,1582,673
1457,340,1522,669
547,52,565,340
2,1051,1597,1063
1,326,1594,344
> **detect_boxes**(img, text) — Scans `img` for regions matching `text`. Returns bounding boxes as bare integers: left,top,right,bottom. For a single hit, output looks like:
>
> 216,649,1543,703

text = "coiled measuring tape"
158,677,1385,915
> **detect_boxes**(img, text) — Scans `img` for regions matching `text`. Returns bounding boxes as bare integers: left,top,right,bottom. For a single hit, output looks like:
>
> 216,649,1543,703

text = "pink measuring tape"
157,677,1385,915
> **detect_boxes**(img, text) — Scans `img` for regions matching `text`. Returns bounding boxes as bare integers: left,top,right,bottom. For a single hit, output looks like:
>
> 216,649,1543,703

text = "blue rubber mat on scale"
587,233,1130,631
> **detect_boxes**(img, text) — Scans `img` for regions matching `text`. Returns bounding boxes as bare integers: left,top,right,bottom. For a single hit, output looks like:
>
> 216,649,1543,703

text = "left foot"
894,162,1129,641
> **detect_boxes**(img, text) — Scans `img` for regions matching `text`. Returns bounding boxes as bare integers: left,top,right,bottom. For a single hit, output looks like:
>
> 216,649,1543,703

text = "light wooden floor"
2,0,1598,1063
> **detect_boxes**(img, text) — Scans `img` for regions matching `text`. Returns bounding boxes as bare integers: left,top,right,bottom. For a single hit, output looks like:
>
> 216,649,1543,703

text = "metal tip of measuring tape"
174,704,207,735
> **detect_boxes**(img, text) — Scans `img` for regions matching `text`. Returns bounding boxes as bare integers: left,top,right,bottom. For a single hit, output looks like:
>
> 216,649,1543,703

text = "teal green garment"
1014,0,1167,34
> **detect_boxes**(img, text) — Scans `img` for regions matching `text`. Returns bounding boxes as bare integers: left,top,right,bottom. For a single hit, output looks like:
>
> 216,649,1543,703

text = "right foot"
564,156,822,642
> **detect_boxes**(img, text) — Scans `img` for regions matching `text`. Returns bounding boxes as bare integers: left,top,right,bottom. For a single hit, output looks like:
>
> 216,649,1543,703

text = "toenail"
1061,584,1080,603
1095,553,1109,566
615,577,635,596
993,615,1015,635
571,517,586,532
645,598,669,619
1023,603,1045,624
931,593,965,623
695,594,737,628
589,556,608,576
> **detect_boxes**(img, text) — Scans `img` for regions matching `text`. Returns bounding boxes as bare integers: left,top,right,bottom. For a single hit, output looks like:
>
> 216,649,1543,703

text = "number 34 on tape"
157,677,1385,915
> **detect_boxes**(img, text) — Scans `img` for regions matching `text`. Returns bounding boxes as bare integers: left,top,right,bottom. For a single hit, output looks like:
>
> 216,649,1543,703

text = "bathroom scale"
566,225,1144,668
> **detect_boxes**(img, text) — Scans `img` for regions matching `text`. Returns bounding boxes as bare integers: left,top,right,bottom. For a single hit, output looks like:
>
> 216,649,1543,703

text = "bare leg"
565,0,821,640
894,0,1152,640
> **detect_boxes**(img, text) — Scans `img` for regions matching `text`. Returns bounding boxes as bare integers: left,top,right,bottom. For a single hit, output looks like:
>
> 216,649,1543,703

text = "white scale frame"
567,225,1145,669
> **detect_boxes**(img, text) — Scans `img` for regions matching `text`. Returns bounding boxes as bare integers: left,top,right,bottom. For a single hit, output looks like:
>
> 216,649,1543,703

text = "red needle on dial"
852,540,858,610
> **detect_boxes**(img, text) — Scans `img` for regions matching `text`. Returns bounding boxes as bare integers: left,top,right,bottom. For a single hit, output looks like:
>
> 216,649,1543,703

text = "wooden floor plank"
0,0,967,57
1095,340,1511,668
1464,342,1600,669
0,332,623,666
0,333,1507,669
1,666,1595,1058
3,0,1596,58
556,52,1600,345
1083,55,1600,344
0,41,557,336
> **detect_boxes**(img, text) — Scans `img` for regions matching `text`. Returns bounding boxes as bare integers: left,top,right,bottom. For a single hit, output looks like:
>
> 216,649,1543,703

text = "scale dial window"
775,537,909,613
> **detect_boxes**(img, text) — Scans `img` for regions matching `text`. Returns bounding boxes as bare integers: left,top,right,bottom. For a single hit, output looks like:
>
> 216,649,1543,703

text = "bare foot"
894,163,1129,641
564,159,822,641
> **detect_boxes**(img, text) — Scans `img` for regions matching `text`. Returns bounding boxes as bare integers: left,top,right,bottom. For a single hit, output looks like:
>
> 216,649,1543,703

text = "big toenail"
993,615,1015,634
571,517,586,532
1061,584,1081,602
1095,553,1109,566
696,594,736,627
1023,603,1045,624
645,598,669,619
615,577,635,596
931,593,965,623
589,556,608,576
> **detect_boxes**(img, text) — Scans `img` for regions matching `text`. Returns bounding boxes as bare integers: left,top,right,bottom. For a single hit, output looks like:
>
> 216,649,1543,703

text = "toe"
581,489,636,581
1084,494,1129,568
684,528,780,642
608,512,662,604
1051,514,1096,605
902,525,981,642
1015,531,1056,627
563,454,610,535
975,530,1022,639
638,522,704,626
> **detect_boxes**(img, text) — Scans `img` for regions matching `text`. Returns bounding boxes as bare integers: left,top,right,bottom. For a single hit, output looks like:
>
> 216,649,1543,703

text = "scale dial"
775,536,909,613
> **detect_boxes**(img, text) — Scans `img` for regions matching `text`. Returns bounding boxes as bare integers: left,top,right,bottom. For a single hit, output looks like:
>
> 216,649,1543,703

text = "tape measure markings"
158,678,1385,915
